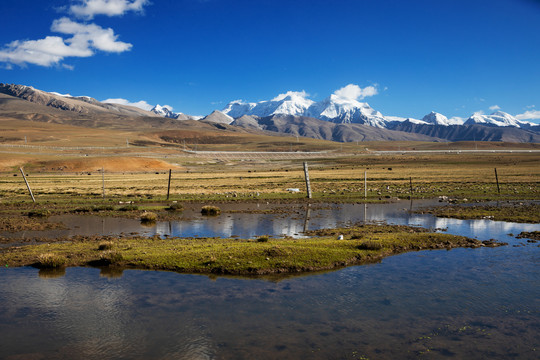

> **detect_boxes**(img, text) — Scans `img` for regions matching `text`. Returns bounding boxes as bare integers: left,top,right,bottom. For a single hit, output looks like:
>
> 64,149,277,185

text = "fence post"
303,162,312,199
19,168,36,203
167,169,172,200
494,168,500,195
364,171,367,200
102,167,105,199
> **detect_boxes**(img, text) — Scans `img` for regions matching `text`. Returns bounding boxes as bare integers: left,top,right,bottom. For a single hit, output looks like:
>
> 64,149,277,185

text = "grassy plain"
0,151,538,203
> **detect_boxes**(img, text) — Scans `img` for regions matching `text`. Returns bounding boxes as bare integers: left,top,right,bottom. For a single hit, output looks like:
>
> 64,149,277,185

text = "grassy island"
0,225,505,275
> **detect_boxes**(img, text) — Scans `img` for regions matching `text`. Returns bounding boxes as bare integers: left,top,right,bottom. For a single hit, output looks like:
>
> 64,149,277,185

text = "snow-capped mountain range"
217,93,537,130
222,91,388,128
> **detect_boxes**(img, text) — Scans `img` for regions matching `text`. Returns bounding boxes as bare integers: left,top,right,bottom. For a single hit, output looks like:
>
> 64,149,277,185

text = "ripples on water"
0,201,539,359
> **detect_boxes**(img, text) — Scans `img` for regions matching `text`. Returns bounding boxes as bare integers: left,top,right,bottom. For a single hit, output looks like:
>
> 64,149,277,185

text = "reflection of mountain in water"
3,201,538,243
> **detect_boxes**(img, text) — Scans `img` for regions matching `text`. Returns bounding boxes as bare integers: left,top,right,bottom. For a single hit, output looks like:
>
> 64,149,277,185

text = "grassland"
0,225,505,275
0,151,538,203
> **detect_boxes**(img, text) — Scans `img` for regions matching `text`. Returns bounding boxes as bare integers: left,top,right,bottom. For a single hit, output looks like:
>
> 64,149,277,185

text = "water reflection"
1,200,539,243
1,241,539,359
1,201,539,359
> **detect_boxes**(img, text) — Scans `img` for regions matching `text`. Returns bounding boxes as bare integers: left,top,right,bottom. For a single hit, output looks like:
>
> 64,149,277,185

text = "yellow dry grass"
0,152,537,200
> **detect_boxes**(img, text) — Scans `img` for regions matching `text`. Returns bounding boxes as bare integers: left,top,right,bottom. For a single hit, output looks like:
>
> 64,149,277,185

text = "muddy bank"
415,202,540,223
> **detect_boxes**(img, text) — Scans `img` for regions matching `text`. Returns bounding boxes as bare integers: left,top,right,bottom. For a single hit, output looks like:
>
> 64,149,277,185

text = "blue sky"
1,0,539,122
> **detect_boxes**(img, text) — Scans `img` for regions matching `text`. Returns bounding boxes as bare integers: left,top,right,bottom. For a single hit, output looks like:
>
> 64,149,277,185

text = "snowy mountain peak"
222,89,386,128
307,96,386,128
222,100,257,118
222,91,314,118
151,104,175,118
422,111,449,125
464,111,527,128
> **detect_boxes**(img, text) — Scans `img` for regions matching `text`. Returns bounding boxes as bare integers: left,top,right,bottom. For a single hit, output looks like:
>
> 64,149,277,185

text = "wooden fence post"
303,162,312,199
102,167,105,199
364,171,367,200
19,168,36,203
494,168,500,195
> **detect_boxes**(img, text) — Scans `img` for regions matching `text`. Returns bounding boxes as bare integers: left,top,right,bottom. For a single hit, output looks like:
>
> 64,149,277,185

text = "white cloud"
515,110,540,120
0,36,92,67
0,17,132,67
70,0,150,19
52,17,132,53
526,105,536,109
333,84,378,101
103,98,153,111
272,90,310,101
489,105,501,111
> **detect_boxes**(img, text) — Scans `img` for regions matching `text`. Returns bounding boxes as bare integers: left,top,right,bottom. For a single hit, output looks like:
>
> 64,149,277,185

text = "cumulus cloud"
0,17,132,67
0,36,91,67
489,105,501,111
52,17,132,53
70,0,150,19
515,110,540,120
272,90,310,102
333,84,378,101
103,98,153,111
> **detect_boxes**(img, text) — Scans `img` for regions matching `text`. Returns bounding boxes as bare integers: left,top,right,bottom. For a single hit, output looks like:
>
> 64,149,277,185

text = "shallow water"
3,200,539,242
1,243,538,359
0,201,539,359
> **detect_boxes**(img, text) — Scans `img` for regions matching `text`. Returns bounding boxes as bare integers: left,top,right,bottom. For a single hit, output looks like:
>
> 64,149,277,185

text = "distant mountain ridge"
0,83,158,117
222,95,537,130
1,82,538,143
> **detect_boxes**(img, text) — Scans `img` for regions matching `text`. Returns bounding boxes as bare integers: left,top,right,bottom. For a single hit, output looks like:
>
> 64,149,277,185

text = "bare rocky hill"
232,114,443,142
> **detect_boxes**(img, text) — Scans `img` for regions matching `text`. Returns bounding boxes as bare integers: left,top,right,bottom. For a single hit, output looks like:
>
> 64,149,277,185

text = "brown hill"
0,83,158,118
236,115,442,142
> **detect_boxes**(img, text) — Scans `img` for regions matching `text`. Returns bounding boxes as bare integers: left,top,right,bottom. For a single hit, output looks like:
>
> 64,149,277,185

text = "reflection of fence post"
167,169,172,200
303,162,312,199
19,168,36,203
494,168,500,195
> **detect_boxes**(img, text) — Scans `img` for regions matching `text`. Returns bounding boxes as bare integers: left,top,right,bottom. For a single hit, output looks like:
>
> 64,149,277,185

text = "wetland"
1,151,539,359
